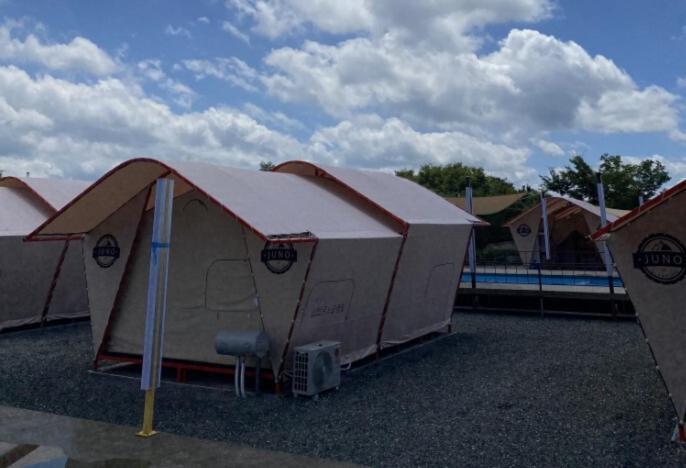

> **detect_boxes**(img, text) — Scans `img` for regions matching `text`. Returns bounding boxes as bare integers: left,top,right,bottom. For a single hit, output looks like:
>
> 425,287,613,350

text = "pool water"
462,273,624,288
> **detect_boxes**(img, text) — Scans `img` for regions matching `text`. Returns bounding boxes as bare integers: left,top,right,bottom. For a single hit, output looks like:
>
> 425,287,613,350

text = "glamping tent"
27,158,480,383
592,183,686,439
0,176,89,330
505,196,628,266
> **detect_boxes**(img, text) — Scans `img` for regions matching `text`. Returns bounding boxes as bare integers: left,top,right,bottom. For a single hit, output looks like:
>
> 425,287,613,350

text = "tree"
541,154,670,210
259,161,276,171
395,163,516,197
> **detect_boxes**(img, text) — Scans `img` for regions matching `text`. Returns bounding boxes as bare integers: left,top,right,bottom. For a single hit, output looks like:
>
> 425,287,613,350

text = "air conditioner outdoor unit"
292,340,341,397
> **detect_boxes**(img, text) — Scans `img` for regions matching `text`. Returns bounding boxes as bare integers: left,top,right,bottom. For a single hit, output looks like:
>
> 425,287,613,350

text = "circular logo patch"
92,234,120,269
633,233,686,285
260,242,297,274
516,223,532,237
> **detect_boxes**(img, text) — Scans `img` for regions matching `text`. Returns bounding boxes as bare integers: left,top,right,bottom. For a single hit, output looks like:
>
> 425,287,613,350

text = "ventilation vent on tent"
292,341,340,397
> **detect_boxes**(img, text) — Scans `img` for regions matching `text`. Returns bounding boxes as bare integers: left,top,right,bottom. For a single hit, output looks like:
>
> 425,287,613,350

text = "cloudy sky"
1,0,685,186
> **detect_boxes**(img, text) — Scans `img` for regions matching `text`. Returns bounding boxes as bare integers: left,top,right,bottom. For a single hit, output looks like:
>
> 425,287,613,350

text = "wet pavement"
0,405,361,467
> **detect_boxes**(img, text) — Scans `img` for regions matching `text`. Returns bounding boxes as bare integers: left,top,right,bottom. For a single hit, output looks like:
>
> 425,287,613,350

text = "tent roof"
0,177,89,211
445,193,526,216
0,187,54,236
28,158,405,242
505,195,628,227
274,161,483,226
593,180,686,239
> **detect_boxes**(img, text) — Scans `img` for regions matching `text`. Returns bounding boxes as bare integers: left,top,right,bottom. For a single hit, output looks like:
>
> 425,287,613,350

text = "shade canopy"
505,195,628,228
445,193,526,216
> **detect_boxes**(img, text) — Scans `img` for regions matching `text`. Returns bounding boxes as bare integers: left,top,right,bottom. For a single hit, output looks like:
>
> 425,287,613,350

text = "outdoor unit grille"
292,341,341,397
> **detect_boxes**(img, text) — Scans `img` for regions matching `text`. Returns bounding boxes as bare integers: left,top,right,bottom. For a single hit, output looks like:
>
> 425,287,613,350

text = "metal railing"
458,250,626,317
460,250,623,291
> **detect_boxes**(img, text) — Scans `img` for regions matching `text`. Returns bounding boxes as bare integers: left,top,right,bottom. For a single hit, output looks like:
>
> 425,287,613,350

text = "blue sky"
0,0,685,187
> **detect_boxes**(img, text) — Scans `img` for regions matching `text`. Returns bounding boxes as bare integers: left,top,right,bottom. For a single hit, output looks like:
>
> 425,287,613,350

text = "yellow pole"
137,388,157,437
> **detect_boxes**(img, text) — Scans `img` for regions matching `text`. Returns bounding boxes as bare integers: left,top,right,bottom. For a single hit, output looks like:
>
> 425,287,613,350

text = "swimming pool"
461,272,624,288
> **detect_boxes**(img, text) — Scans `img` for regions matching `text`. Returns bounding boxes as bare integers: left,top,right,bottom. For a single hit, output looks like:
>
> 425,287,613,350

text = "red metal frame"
39,239,71,323
23,235,83,242
277,240,319,382
98,352,276,383
375,228,409,352
592,179,686,240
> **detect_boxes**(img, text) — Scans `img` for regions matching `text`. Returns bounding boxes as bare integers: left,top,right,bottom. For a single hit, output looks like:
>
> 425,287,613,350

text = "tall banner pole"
539,191,551,261
137,178,174,438
465,177,477,288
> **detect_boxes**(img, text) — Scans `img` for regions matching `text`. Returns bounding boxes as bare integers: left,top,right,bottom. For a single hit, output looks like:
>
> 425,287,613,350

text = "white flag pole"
138,177,174,437
465,177,477,288
596,172,614,281
539,191,551,262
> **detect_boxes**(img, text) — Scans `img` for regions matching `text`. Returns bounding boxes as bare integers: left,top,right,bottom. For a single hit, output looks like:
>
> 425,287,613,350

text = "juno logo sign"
633,233,686,285
261,242,297,274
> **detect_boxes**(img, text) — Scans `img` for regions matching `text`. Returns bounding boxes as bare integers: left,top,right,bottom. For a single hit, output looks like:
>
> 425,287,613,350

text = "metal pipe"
596,173,614,284
540,192,551,261
465,177,477,289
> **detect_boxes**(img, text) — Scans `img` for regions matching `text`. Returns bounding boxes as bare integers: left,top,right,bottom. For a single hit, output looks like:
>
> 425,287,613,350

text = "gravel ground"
2,312,686,467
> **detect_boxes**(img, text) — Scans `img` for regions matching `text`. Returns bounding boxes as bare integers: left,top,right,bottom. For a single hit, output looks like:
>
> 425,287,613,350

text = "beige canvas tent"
593,182,686,439
27,158,480,384
505,196,628,266
0,176,89,330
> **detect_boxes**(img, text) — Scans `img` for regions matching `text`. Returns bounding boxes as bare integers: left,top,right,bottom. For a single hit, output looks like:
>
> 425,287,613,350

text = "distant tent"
505,195,628,266
0,176,89,330
593,182,686,438
27,158,480,383
445,193,526,216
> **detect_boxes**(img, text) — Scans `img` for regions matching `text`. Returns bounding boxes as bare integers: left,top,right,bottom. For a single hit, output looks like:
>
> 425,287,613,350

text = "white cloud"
242,102,305,131
0,65,303,178
137,59,196,109
227,0,552,50
222,21,250,44
165,24,191,38
0,22,117,75
197,17,210,24
259,29,682,140
532,138,564,156
308,115,535,182
182,58,258,91
0,63,536,186
576,86,679,133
